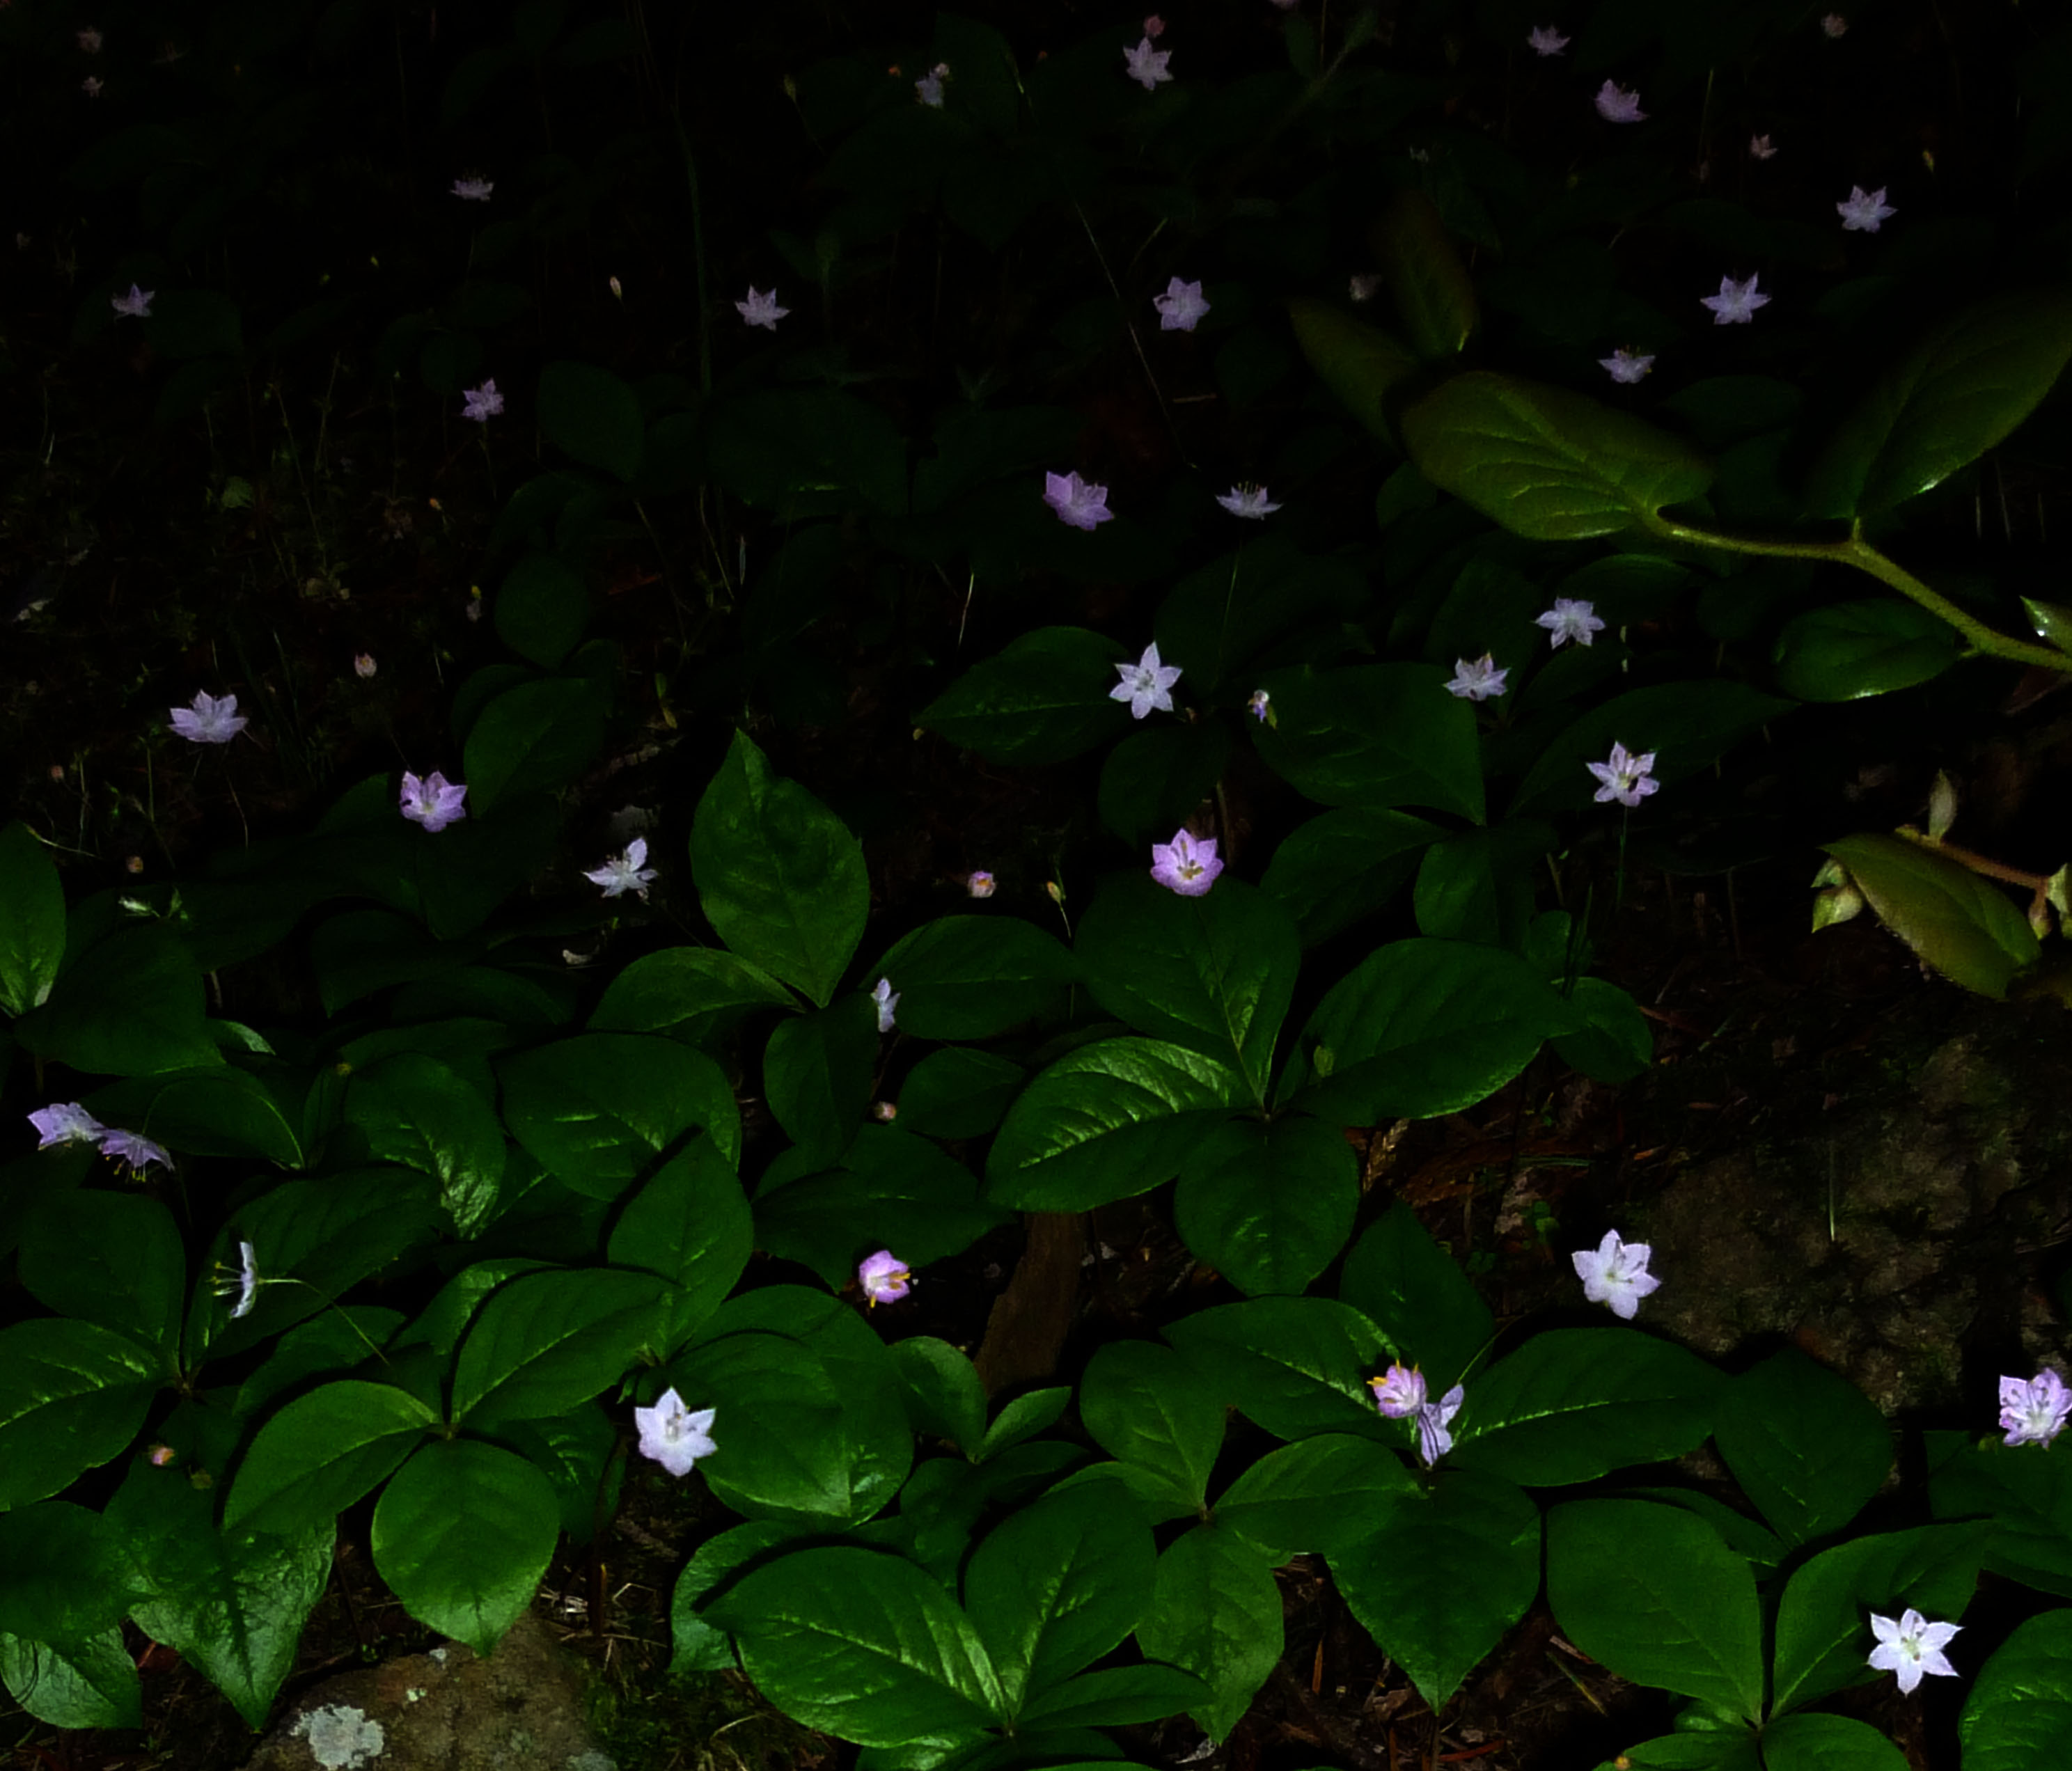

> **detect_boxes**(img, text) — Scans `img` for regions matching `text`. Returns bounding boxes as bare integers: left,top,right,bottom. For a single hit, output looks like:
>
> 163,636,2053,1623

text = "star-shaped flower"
858,1248,913,1305
111,283,154,319
1150,828,1223,897
101,1127,173,1175
1247,688,1273,724
1700,274,1771,324
1821,13,1847,37
1594,80,1646,123
1587,742,1660,808
400,770,469,833
81,77,104,97
966,870,996,899
583,837,657,900
29,1103,107,1148
1369,1362,1427,1418
1571,1229,1662,1320
354,653,377,679
916,63,949,107
1599,347,1655,384
1216,484,1281,519
1867,1609,1961,1696
460,379,503,421
1537,597,1606,649
1415,1385,1466,1467
215,1240,260,1318
1111,642,1183,718
1445,654,1509,702
169,691,249,744
1153,276,1211,332
1749,134,1778,160
871,977,900,1034
1123,36,1172,90
1044,470,1114,530
2000,1370,2072,1449
450,175,494,201
79,27,104,52
736,287,789,330
1526,25,1569,56
1837,185,1897,233
634,1387,718,1477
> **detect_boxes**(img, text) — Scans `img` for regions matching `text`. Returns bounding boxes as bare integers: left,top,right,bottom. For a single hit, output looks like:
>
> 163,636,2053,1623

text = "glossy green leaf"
224,1380,439,1536
872,916,1080,1041
462,677,610,817
1166,1298,1392,1442
0,1502,144,1647
1773,600,1961,701
1400,370,1714,540
1078,1341,1225,1519
372,1439,560,1655
1823,833,2039,999
1714,1348,1892,1547
1959,1609,2072,1771
1076,876,1299,1104
1929,1435,2072,1596
452,1266,674,1426
500,1032,740,1197
677,1330,853,1524
899,1048,1026,1140
2021,596,2072,655
1175,1114,1358,1297
1770,1522,1989,1716
1805,290,2072,518
984,1037,1247,1211
606,1142,753,1355
1017,1663,1213,1730
893,1337,989,1456
1097,723,1234,851
19,1192,184,1357
0,1319,160,1508
1338,1202,1493,1397
494,553,590,668
1261,807,1443,948
706,1545,1005,1745
1287,299,1419,448
1330,1470,1540,1708
1413,822,1546,946
0,1628,139,1730
764,995,877,1167
1546,1500,1764,1721
1374,187,1479,360
588,945,799,1045
1453,1330,1725,1485
916,627,1133,765
82,1066,301,1166
0,820,65,1016
1550,976,1654,1084
1585,1737,1761,1771
1759,1715,1906,1771
1252,664,1484,819
1214,1433,1417,1561
691,731,869,1007
1137,1523,1283,1740
1295,938,1572,1124
14,922,219,1075
1154,538,1367,697
345,1053,506,1236
537,359,643,482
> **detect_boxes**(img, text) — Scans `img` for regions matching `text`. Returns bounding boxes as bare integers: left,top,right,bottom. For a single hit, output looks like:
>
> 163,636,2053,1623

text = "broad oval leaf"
916,627,1133,765
1372,187,1479,360
1166,1297,1392,1443
345,1053,507,1236
462,677,609,817
1823,833,2040,999
588,946,799,1045
1253,665,1484,819
1959,1609,2072,1771
0,1320,160,1508
224,1380,439,1536
606,1142,753,1355
19,1192,186,1357
1759,1713,1908,1771
1214,1433,1417,1561
1287,299,1419,449
537,359,644,482
1773,600,1960,701
1261,807,1442,949
1078,1341,1225,1518
494,552,590,668
1713,1348,1892,1548
1175,1115,1358,1298
1338,1202,1494,1397
451,1266,675,1426
0,819,65,1016
872,916,1081,1041
1136,1523,1283,1740
1399,370,1714,540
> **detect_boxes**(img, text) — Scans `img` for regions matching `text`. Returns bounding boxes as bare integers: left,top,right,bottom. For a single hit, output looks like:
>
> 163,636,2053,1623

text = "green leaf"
1374,188,1479,359
984,1037,1247,1211
1166,1298,1392,1442
494,553,590,668
1413,823,1547,947
1214,1433,1417,1561
82,1066,302,1166
1770,1522,1988,1716
372,1439,561,1655
2021,596,2072,655
1295,938,1572,1124
461,677,609,816
872,917,1080,1041
606,1142,753,1354
1287,299,1419,448
1587,1737,1760,1771
1401,370,1714,540
1076,876,1300,1104
1759,1714,1907,1771
1175,1115,1358,1298
19,1190,185,1357
1713,1349,1892,1547
14,922,219,1075
537,359,644,482
1017,1663,1213,1730
1773,600,1961,701
703,388,909,518
0,1319,160,1508
893,1338,990,1456
764,996,877,1167
1959,1609,2072,1771
1097,724,1234,850
1153,538,1367,698
1453,1330,1725,1485
916,627,1133,765
109,1455,331,1729
345,1053,507,1236
1078,1342,1225,1520
224,1380,438,1536
981,1389,1073,1461
452,1266,675,1426
0,1500,147,1642
1805,290,2072,519
1330,1469,1540,1708
1136,1524,1283,1740
680,1330,854,1524
0,821,65,1015
500,1032,740,1197
1261,808,1442,948
0,1629,140,1730
1550,977,1654,1084
1509,682,1794,816
899,1048,1026,1140
705,1546,1005,1745
1338,1202,1493,1396
588,946,799,1045
966,1484,1156,1713
1821,833,2040,999
1252,665,1484,819
1546,1500,1764,1722
691,731,869,1007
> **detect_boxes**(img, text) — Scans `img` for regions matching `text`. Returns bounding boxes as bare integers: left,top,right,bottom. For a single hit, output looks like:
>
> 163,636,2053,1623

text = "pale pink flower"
1111,642,1182,718
1572,1229,1662,1319
81,77,104,98
450,176,494,201
966,870,996,899
1594,81,1645,123
1526,25,1569,56
1536,598,1606,650
1150,828,1223,897
1044,470,1113,531
584,837,658,900
634,1388,717,1477
461,380,503,421
111,283,154,319
858,1249,913,1305
1700,274,1771,324
1867,1609,1960,1696
1444,654,1509,702
1216,484,1281,519
353,653,377,679
1749,134,1777,160
735,287,789,330
1599,347,1654,384
1123,36,1172,90
1837,185,1897,233
1587,742,1660,808
78,28,103,53
1369,1362,1427,1418
2000,1370,2072,1449
1153,277,1211,333
400,770,469,833
1821,13,1847,38
169,691,249,745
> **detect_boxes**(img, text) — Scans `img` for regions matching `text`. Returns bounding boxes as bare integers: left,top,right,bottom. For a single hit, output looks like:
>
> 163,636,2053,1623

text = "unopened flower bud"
2030,897,2055,942
966,870,996,899
1926,770,1958,842
1812,883,1866,931
872,1101,897,1122
354,653,377,679
147,1443,177,1467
